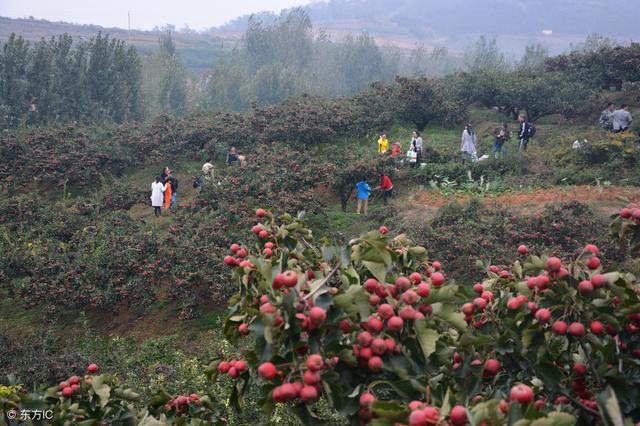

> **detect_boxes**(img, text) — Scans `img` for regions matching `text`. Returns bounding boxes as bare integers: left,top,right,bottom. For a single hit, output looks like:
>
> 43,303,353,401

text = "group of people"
462,115,536,162
355,174,394,215
150,167,179,216
377,131,424,167
599,103,633,132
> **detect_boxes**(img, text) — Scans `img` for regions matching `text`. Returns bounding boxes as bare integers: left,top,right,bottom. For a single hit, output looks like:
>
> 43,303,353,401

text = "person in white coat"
461,124,477,163
151,176,166,217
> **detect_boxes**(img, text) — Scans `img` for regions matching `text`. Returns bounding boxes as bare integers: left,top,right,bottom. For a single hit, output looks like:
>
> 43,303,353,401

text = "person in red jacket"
374,174,393,204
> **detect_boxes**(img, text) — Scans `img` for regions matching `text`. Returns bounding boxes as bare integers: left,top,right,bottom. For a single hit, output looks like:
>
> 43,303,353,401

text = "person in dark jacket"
517,115,531,151
167,173,178,209
599,102,615,131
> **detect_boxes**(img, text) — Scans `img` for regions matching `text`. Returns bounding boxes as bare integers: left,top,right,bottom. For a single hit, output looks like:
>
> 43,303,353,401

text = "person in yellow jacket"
377,133,389,155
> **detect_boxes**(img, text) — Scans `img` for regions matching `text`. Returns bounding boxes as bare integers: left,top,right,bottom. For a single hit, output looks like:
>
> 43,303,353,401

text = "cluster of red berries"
217,359,248,378
620,203,640,225
58,364,98,398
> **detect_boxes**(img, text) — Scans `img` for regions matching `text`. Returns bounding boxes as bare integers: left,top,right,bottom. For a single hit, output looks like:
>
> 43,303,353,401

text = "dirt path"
400,186,640,223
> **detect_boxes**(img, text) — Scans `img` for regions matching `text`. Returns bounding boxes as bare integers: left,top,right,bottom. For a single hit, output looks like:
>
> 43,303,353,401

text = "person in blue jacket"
355,178,371,215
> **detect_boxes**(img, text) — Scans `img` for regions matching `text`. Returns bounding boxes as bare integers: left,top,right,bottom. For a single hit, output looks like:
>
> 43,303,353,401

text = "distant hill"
0,16,239,72
2,0,638,72
215,0,640,54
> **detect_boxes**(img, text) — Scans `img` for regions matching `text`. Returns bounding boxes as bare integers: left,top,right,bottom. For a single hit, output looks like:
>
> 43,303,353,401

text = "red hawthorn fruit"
359,347,373,360
569,322,586,337
518,245,528,255
399,306,417,320
499,399,509,414
591,274,606,288
368,356,383,372
252,225,262,235
396,276,411,290
578,280,593,295
378,304,394,320
59,381,70,390
379,226,388,234
237,248,248,258
409,409,428,426
339,319,352,333
499,270,510,279
265,242,275,249
546,257,561,272
371,338,387,355
510,384,534,404
432,261,442,270
366,316,384,333
309,307,327,325
473,283,483,293
364,278,379,293
230,243,240,253
238,323,249,335
385,337,397,353
409,272,422,283
586,257,601,270
417,282,430,297
218,361,230,373
256,208,266,218
258,230,269,239
300,385,318,403
263,248,273,257
473,297,487,311
409,400,424,411
450,405,467,425
589,320,604,335
528,302,538,313
489,265,500,273
357,331,373,347
481,291,494,301
507,298,522,310
272,386,286,403
552,321,568,335
402,289,419,305
387,316,404,331
281,383,298,401
62,386,74,398
260,303,276,315
306,354,324,372
483,359,500,377
584,244,599,254
554,396,570,405
303,370,321,385
462,303,474,315
431,272,445,286
235,360,248,372
71,384,80,393
282,270,298,287
87,364,98,374
360,392,375,407
369,294,381,306
258,362,277,380
223,255,236,266
69,376,80,385
537,275,550,289
572,363,588,377
228,367,239,378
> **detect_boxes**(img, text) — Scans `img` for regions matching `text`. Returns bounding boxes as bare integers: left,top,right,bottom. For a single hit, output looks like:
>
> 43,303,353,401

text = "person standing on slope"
460,123,477,163
410,131,423,167
599,102,615,131
167,172,178,209
377,133,389,156
164,174,173,210
612,104,633,133
151,176,166,217
517,115,532,151
355,178,371,215
374,174,394,204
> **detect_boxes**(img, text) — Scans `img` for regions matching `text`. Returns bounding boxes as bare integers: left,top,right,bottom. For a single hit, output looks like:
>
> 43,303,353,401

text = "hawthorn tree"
208,209,640,425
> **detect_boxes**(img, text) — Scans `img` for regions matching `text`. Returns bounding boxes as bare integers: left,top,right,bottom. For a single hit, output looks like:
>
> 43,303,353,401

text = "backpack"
527,123,536,138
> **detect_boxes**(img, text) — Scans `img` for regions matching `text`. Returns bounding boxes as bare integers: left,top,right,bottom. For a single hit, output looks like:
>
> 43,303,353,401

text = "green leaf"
362,260,387,283
414,319,440,359
371,400,409,422
530,412,576,426
90,375,111,409
433,303,467,331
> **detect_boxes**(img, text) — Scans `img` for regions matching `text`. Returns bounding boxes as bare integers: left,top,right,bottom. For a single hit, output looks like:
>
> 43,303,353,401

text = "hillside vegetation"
0,21,640,426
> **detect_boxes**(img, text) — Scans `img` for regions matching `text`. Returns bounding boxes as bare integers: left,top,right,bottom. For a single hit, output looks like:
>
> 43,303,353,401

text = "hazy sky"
0,0,315,30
